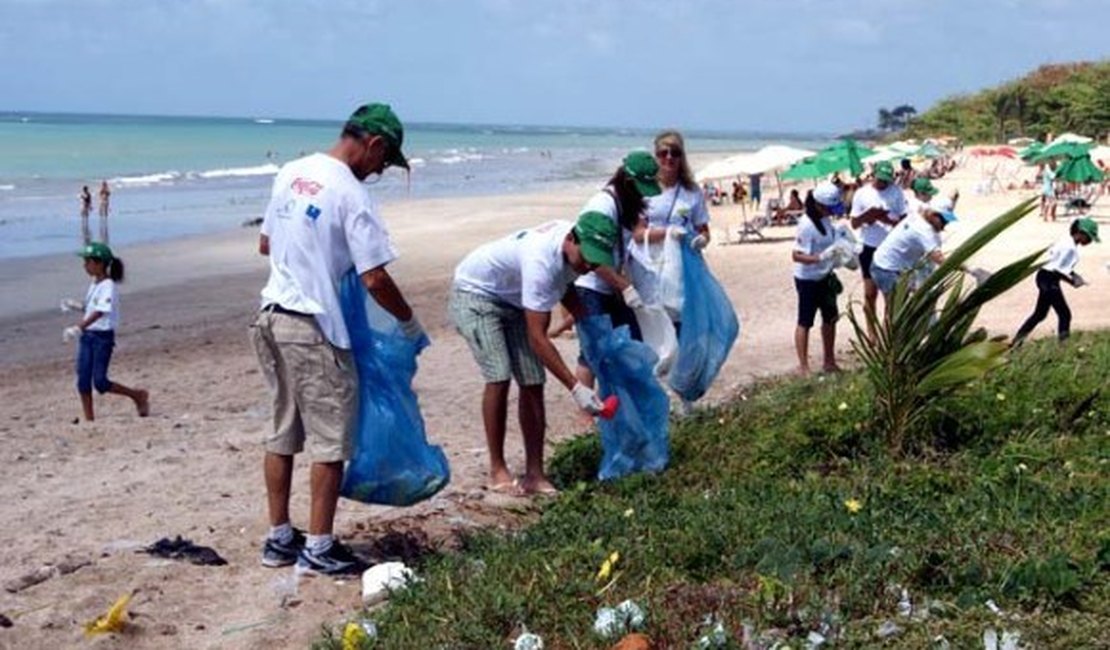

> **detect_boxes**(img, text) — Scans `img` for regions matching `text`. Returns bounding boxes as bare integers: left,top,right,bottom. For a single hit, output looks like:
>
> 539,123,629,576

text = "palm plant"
848,198,1043,455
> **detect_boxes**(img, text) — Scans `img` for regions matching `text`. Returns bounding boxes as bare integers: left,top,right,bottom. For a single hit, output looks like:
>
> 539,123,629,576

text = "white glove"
621,285,644,309
60,298,83,313
399,316,425,339
1072,273,1086,288
63,325,81,343
691,233,709,251
666,225,686,240
570,382,604,414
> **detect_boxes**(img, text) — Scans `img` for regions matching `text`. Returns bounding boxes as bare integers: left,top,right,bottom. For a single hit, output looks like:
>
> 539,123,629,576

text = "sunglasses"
655,146,683,159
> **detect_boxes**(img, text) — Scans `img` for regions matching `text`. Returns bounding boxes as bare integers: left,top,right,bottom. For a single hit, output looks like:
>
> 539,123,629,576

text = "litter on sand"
141,536,227,566
84,592,132,636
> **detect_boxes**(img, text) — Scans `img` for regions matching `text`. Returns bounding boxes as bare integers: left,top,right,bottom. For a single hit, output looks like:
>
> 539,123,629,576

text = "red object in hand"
598,395,620,420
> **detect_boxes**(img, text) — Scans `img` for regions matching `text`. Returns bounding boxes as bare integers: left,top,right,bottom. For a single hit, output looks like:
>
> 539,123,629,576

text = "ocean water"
0,112,830,259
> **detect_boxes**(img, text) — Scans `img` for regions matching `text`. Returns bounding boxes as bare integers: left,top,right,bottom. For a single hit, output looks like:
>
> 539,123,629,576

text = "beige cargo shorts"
250,308,356,463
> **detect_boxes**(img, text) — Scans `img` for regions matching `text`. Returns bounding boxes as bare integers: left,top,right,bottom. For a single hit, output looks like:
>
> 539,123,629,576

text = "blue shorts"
76,330,115,394
575,286,641,365
871,266,900,295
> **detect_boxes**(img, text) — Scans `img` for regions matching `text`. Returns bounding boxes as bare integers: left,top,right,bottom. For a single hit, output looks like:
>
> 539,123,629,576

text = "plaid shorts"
448,287,546,386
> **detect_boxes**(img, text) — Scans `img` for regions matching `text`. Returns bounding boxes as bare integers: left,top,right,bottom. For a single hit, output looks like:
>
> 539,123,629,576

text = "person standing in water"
98,181,111,243
79,185,93,244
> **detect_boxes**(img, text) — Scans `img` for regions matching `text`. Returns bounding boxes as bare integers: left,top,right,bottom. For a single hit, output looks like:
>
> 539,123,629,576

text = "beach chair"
737,212,766,242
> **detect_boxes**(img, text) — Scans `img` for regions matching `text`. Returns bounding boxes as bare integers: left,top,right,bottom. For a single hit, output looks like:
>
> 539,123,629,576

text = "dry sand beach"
1,160,1108,648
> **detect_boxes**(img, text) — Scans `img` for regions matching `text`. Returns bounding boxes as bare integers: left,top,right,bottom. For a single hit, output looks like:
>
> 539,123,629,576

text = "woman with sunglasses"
641,131,711,248
628,131,711,311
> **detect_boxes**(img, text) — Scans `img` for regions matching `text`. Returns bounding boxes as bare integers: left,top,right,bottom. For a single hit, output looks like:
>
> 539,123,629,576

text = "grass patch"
320,332,1110,648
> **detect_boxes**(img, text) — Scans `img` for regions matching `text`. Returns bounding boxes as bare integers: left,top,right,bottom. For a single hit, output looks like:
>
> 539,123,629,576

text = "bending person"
870,205,959,302
1014,218,1099,344
450,214,619,495
574,151,661,387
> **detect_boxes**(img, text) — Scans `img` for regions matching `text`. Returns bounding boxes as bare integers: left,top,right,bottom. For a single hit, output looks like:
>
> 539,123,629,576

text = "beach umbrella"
814,139,875,177
1055,154,1105,184
1031,140,1094,163
914,142,945,159
1018,142,1044,161
780,157,827,181
741,145,816,174
1049,132,1093,145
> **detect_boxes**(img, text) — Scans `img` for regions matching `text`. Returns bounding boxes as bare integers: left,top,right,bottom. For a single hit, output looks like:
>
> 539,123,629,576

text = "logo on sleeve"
305,204,321,221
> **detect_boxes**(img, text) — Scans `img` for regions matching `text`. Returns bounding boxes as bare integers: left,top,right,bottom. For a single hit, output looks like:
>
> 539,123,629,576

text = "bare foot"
518,475,558,496
822,364,842,374
136,390,150,417
796,366,811,378
486,468,516,492
485,479,524,496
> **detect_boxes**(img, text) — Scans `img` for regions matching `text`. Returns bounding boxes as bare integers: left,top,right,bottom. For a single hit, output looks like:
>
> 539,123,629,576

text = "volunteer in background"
792,181,846,376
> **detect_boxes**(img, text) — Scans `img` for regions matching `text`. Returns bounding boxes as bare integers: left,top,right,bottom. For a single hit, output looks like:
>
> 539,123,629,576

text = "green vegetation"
904,61,1110,143
849,198,1042,455
320,331,1109,648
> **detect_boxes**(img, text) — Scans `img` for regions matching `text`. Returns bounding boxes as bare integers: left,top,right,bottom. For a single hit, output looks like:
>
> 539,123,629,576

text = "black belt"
263,303,313,318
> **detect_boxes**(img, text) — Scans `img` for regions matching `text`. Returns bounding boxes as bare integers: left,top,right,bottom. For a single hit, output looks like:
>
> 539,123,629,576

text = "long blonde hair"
654,130,696,191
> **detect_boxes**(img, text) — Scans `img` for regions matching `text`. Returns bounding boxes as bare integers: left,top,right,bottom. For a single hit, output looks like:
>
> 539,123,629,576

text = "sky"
1,0,1107,134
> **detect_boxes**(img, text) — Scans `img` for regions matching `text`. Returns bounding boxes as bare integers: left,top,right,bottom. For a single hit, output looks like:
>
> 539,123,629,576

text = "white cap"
813,181,844,211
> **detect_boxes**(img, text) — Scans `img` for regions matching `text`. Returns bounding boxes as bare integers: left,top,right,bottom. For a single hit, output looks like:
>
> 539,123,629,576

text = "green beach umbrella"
1018,142,1044,161
1031,140,1093,163
782,139,878,180
780,157,827,181
1055,154,1105,184
913,142,945,159
820,139,875,177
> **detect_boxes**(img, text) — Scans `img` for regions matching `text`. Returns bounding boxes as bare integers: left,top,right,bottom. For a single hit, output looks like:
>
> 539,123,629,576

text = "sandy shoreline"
1,159,1108,648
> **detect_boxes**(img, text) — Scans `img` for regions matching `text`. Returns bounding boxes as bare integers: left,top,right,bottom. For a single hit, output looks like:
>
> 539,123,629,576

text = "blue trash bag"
667,235,740,402
577,315,670,481
337,270,450,506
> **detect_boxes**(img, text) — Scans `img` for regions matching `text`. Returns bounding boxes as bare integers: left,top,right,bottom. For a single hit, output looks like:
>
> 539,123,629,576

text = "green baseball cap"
911,177,938,196
573,211,619,267
622,151,661,197
77,241,113,261
346,103,409,169
873,161,895,182
1076,217,1100,242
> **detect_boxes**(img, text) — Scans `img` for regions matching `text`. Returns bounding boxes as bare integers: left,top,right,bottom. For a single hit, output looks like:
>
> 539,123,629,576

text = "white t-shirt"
905,195,928,220
873,215,942,273
453,220,579,312
1042,235,1079,276
260,153,398,349
84,279,118,331
851,183,908,248
574,190,625,294
793,216,837,280
644,183,710,230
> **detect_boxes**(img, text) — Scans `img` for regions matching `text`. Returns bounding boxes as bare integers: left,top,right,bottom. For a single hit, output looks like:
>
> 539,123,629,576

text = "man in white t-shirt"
905,177,939,219
251,103,422,576
850,160,907,334
449,212,618,496
870,206,958,298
